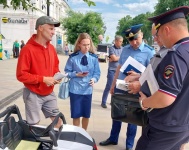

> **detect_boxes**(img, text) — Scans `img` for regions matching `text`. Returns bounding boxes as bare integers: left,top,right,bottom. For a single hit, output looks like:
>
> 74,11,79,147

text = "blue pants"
65,51,69,55
101,69,115,105
109,120,137,148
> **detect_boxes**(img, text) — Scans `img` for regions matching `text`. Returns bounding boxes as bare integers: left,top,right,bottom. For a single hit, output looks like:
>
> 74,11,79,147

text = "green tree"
116,12,153,46
0,0,95,10
116,15,133,45
154,0,189,15
105,36,110,43
154,0,189,28
61,10,105,46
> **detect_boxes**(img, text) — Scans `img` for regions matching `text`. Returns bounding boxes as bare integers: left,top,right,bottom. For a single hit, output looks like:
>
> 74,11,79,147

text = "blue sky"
67,0,158,43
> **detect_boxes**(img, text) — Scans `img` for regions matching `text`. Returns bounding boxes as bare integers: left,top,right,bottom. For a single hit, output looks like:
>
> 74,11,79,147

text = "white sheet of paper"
120,56,146,73
54,72,68,80
139,64,159,95
116,79,129,91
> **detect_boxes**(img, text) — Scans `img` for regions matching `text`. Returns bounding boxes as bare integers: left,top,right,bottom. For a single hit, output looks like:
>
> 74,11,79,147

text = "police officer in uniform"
125,23,169,94
99,24,155,150
64,33,100,130
136,6,189,150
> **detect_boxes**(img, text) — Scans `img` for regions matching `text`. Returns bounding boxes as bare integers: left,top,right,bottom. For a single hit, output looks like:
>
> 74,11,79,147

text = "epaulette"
144,43,154,51
89,52,98,58
69,52,79,58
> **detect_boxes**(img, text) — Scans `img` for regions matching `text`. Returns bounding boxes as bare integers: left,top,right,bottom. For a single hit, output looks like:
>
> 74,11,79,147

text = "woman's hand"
89,79,94,86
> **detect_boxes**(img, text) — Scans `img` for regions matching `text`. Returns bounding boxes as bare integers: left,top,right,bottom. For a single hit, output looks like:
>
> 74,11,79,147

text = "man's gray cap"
35,16,60,30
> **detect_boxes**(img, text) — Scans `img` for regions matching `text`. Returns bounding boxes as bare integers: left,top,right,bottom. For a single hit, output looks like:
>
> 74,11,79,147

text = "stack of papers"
139,64,159,95
120,56,146,74
54,72,68,80
116,79,129,91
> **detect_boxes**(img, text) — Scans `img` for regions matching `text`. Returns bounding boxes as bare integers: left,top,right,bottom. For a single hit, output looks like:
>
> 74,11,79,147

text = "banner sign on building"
2,17,28,24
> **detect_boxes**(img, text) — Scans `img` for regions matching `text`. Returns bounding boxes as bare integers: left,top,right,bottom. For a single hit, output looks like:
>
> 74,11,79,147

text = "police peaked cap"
148,6,189,30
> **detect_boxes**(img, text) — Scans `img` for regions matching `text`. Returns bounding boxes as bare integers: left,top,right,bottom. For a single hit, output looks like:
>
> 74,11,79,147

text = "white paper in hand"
54,72,67,80
139,64,159,95
116,79,129,91
120,56,146,74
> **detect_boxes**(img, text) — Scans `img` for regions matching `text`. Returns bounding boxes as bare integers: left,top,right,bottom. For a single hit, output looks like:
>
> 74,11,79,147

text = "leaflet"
120,56,146,74
139,64,159,95
54,72,68,80
116,79,129,91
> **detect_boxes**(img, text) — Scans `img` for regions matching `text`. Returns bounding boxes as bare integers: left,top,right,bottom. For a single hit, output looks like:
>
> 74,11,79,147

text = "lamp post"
47,0,50,16
103,26,107,34
0,18,2,60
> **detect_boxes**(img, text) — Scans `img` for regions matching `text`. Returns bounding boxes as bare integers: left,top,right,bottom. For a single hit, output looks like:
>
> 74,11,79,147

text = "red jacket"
16,34,60,95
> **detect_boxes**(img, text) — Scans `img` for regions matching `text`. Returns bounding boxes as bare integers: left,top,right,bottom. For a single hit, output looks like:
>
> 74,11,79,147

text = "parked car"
96,43,112,63
0,105,98,150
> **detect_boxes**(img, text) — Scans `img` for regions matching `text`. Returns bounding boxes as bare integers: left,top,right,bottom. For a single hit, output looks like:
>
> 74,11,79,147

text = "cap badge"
126,28,131,32
129,32,134,37
155,23,161,30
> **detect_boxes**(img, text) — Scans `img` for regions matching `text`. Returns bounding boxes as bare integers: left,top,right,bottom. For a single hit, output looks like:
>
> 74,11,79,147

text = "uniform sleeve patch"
164,65,174,79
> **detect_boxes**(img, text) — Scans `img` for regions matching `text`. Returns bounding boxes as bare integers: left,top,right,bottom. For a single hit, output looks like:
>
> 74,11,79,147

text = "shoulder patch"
144,44,154,51
69,52,79,58
164,65,174,79
89,52,98,58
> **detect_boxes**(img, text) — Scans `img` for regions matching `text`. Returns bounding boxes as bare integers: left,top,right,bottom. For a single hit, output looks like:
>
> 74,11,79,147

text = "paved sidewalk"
0,55,188,150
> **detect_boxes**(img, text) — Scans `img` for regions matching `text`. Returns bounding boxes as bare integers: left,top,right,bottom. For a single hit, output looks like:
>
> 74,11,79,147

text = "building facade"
0,0,70,57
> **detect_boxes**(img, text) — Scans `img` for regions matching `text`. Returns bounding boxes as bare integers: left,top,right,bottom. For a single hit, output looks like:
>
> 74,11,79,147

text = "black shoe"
101,104,107,108
126,148,133,150
99,139,117,146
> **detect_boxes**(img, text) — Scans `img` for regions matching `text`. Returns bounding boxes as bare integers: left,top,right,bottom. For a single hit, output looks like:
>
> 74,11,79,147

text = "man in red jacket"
16,16,61,127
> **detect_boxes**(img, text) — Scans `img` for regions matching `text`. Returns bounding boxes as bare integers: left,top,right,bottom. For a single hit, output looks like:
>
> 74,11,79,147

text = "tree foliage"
116,12,153,45
61,10,105,46
154,0,189,15
0,0,95,10
154,0,189,27
115,0,189,46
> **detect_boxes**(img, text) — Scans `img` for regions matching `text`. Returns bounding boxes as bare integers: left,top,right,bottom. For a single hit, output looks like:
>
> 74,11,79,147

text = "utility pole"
47,0,50,16
0,18,2,60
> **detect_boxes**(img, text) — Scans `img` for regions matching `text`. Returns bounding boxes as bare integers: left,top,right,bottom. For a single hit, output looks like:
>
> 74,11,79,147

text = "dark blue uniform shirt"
147,37,189,132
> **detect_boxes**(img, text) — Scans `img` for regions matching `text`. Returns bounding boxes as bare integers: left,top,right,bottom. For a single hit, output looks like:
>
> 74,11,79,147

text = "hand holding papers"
139,64,159,112
54,72,68,81
116,79,129,91
120,56,146,75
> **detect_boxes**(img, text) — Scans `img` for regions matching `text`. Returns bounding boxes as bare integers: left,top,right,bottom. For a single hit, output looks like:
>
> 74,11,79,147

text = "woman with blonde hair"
64,33,101,130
